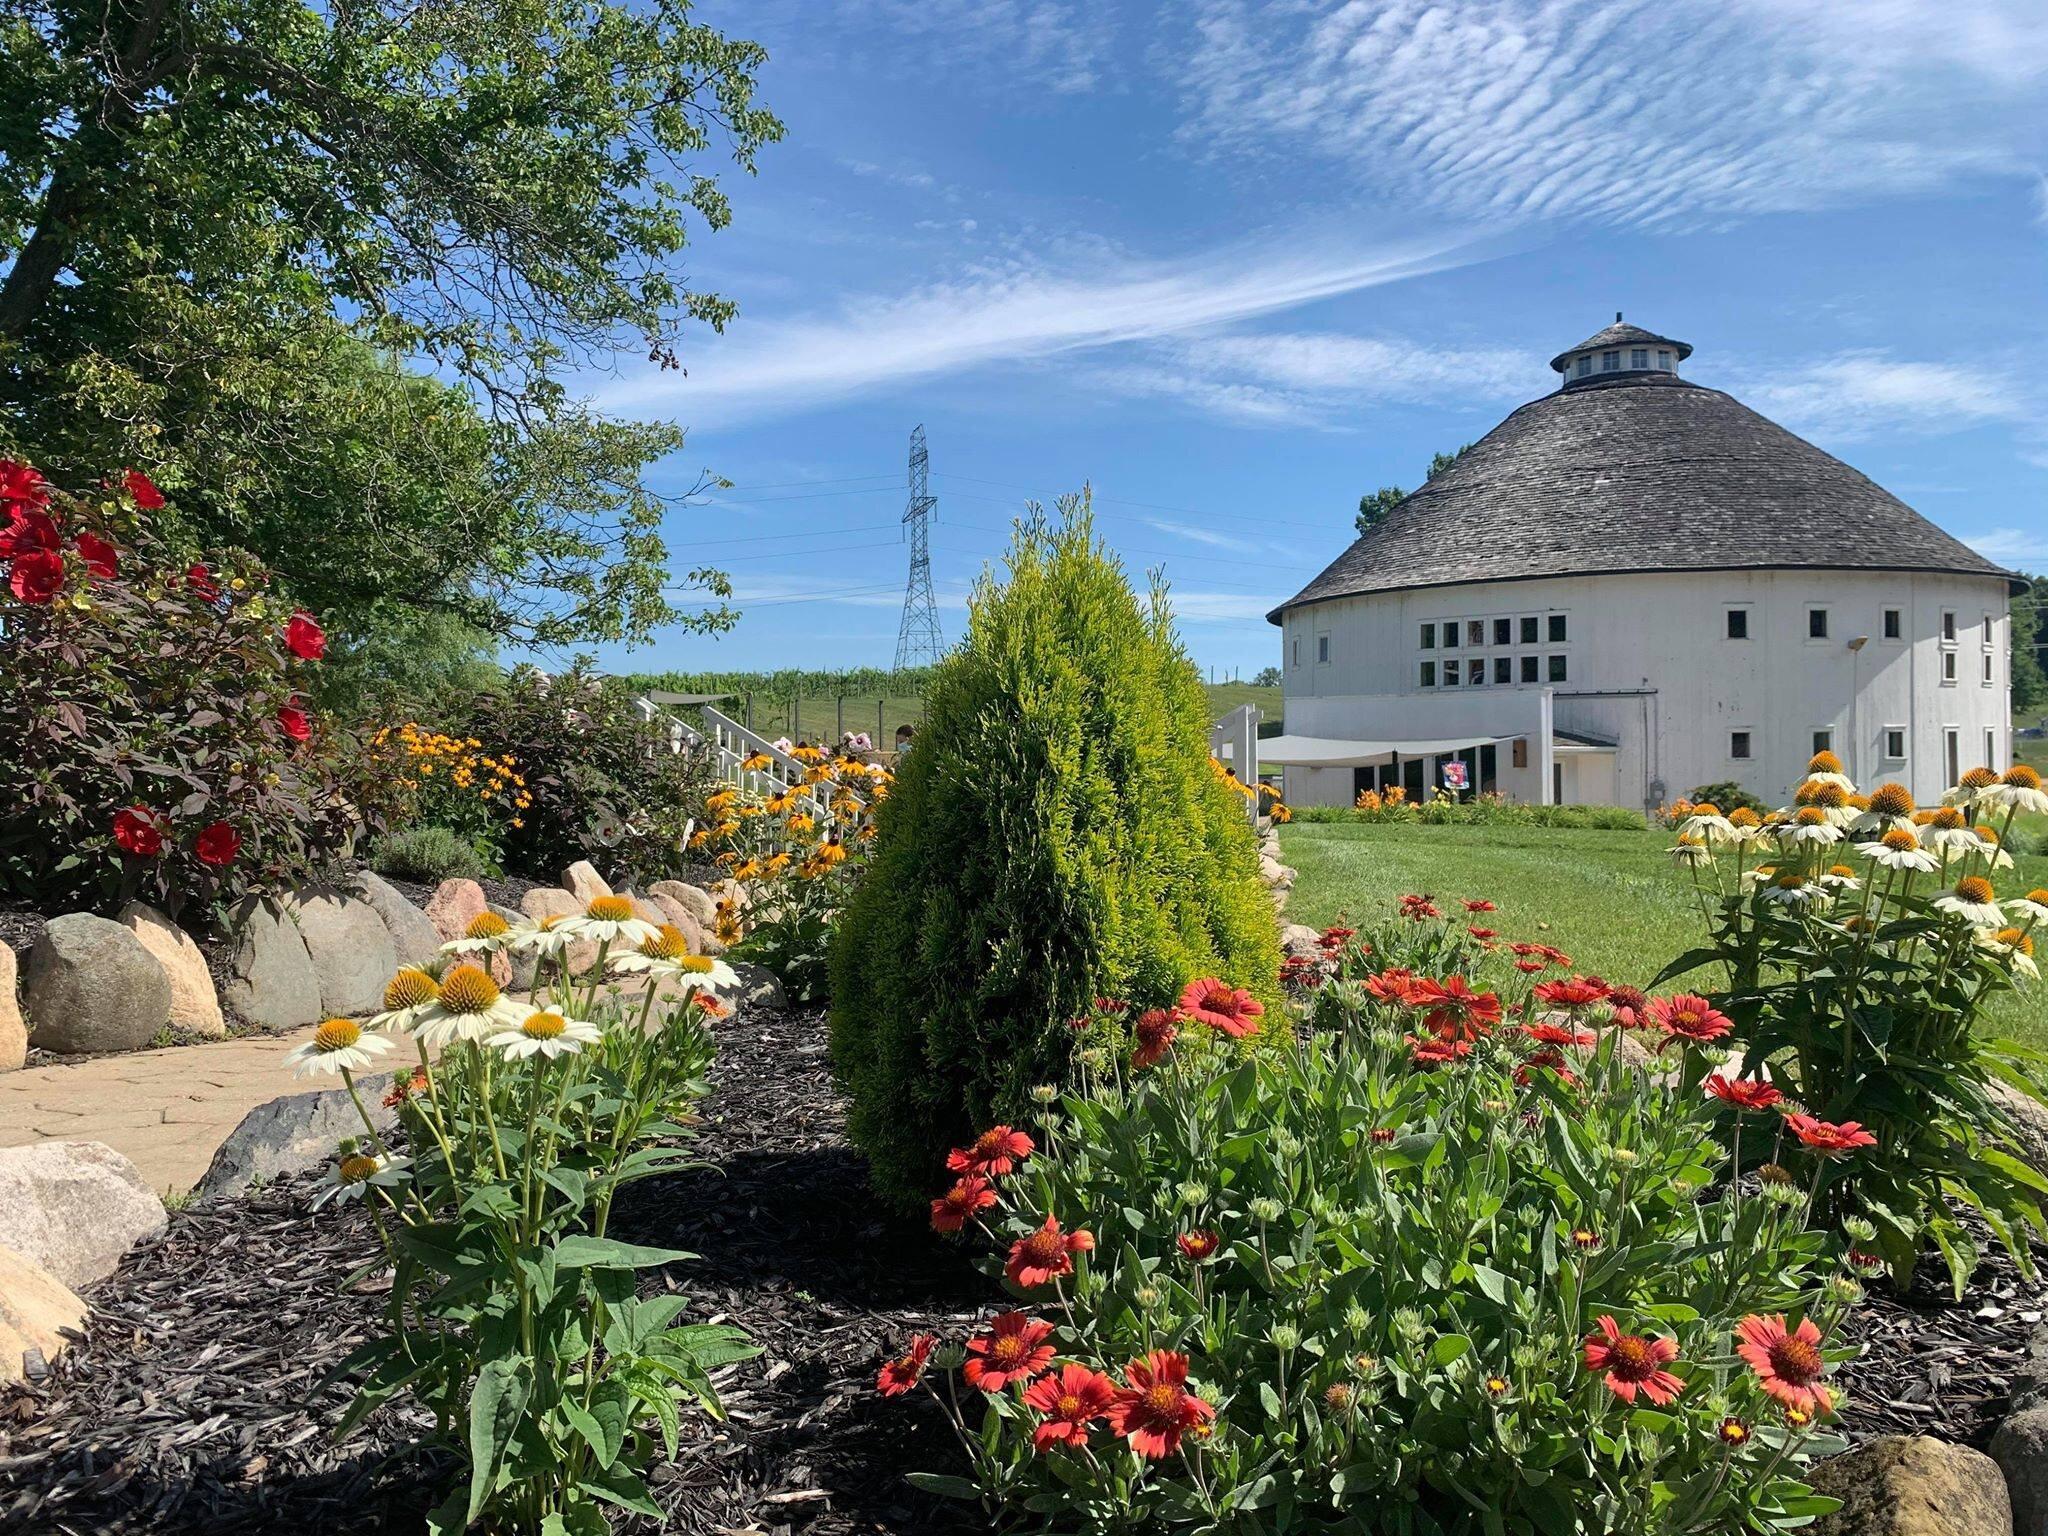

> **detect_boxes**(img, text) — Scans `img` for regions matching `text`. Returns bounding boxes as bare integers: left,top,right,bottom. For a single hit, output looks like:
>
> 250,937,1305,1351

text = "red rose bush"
884,926,1868,1532
1,459,393,913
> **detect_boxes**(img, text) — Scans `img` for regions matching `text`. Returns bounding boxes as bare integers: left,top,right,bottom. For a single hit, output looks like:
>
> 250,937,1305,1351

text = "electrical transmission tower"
893,424,944,671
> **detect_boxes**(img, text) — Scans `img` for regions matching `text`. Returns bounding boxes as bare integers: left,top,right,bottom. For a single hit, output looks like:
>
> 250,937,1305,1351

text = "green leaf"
553,1235,691,1270
465,1356,532,1525
906,1473,983,1501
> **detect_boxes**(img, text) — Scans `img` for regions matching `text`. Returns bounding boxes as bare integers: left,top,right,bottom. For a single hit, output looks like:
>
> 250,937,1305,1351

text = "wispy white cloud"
599,230,1501,425
750,0,1114,95
1962,529,2048,568
1733,351,2022,442
1139,517,1268,553
1168,0,2048,228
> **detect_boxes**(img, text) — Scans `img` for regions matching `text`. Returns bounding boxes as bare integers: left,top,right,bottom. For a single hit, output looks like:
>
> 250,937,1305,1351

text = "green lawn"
1278,820,2048,1047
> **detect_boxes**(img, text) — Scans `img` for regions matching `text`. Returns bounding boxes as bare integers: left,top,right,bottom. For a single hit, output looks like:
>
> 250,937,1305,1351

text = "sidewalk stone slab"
225,899,323,1030
197,1079,395,1199
351,871,443,969
293,892,397,1017
0,1139,166,1288
24,914,172,1055
0,1242,86,1384
0,946,23,1072
119,901,225,1037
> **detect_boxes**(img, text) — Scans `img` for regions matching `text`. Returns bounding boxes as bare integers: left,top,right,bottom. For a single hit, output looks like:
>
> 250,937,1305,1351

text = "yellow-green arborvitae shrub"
828,496,1280,1206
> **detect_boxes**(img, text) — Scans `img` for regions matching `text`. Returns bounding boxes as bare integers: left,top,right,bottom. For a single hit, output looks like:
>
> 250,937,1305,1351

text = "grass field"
1278,820,2048,1047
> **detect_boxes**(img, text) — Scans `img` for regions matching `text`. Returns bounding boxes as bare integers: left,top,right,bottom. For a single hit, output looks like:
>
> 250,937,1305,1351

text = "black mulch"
0,1005,983,1536
0,908,44,971
3,999,2043,1534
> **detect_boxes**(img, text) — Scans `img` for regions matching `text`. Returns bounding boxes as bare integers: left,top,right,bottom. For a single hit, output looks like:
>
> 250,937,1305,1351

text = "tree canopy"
0,0,782,649
1355,443,1474,534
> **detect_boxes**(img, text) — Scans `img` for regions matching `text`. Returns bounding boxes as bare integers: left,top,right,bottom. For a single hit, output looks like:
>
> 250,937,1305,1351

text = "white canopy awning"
1221,733,1504,768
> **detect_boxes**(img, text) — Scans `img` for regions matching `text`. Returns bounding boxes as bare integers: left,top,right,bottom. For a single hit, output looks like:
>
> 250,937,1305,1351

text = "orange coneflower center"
2004,766,2043,790
438,963,501,1013
1809,783,1848,808
1808,750,1844,774
1930,808,1966,829
385,968,439,1009
1728,808,1759,827
1868,783,1914,816
639,925,690,960
2029,889,2048,906
1995,929,2035,955
1828,865,1856,880
1691,802,1722,817
338,1153,379,1183
1794,808,1828,826
314,1018,361,1051
1606,1336,1657,1380
1775,874,1807,890
1954,876,1995,904
1961,766,2000,789
465,912,509,939
1881,828,1920,851
521,1012,567,1039
586,895,635,921
1768,1334,1822,1385
1977,827,2001,845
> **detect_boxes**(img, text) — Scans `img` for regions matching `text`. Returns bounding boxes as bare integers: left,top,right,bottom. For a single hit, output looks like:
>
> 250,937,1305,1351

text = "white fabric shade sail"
1218,734,1506,769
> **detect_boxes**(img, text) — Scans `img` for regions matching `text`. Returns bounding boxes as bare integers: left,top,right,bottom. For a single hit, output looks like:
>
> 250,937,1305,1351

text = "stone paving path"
0,1027,325,1194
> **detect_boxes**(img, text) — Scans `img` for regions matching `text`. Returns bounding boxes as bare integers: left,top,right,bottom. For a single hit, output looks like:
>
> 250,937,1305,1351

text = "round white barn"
1267,318,2023,811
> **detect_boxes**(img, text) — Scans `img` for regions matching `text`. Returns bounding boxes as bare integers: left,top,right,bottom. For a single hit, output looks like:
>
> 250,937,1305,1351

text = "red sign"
1441,760,1470,791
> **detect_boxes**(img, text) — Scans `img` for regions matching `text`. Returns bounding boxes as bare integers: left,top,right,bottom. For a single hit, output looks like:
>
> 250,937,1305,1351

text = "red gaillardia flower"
193,821,241,867
1006,1214,1094,1289
962,1312,1056,1391
1525,1021,1596,1047
1412,976,1502,1041
930,1175,998,1233
1463,898,1497,913
277,702,312,742
1364,966,1419,1003
877,1334,935,1397
74,532,118,580
284,610,326,660
1705,1074,1783,1112
9,549,64,604
1408,1035,1472,1068
1534,976,1610,1011
1582,1316,1686,1405
1131,1008,1179,1068
123,469,166,510
1783,1113,1877,1157
1024,1362,1117,1450
947,1124,1034,1177
1736,1314,1833,1416
1108,1351,1215,1458
1604,985,1651,1028
1177,1228,1221,1262
1177,977,1264,1038
1646,993,1734,1046
112,806,166,857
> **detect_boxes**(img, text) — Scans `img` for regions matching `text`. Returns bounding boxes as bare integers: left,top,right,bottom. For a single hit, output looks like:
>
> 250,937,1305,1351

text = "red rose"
8,549,64,604
123,469,166,510
277,703,312,742
75,532,118,580
186,563,220,602
284,610,325,660
194,822,241,867
112,806,166,858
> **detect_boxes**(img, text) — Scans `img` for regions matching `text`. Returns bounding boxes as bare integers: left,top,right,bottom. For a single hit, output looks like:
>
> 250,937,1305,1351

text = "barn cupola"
1549,314,1692,389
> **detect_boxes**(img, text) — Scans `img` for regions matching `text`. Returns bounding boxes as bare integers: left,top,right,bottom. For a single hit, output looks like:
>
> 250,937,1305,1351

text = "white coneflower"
1677,806,1736,844
609,925,738,989
409,963,527,1047
563,894,660,949
285,1017,396,1077
1981,768,2048,816
1763,874,1826,908
1942,766,2001,808
1933,876,2003,927
1856,828,1941,873
1846,782,1917,838
1975,926,2039,981
1816,865,1861,891
508,913,580,958
1667,834,1714,868
1740,864,1779,888
1924,819,1985,857
487,1010,603,1060
1966,829,2017,871
1775,809,1842,847
2010,890,2048,924
1799,753,1855,793
313,1150,412,1209
371,968,442,1032
441,910,514,957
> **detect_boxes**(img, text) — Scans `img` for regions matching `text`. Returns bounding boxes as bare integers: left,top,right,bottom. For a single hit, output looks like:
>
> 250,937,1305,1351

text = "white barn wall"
1281,568,2011,809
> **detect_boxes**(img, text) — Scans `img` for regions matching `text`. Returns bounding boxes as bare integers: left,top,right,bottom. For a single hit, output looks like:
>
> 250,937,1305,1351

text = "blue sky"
577,0,2048,681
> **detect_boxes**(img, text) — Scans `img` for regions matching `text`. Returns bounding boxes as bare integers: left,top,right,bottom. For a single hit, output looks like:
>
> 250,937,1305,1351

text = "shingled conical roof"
1270,332,2021,624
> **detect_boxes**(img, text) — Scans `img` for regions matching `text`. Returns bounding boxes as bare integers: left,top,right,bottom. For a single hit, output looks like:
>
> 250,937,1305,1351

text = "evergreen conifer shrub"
829,497,1279,1205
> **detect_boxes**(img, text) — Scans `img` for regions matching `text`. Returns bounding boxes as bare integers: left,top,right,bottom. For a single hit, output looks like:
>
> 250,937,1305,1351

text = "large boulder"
118,901,225,1038
23,913,172,1055
492,905,538,991
1991,1407,2048,1536
0,945,23,1072
1808,1435,2013,1536
293,892,398,1017
350,871,443,969
0,1242,87,1384
423,877,488,943
563,860,612,906
1279,923,1322,957
725,960,787,1013
223,898,323,1030
645,892,707,953
0,1140,167,1288
196,1080,396,1200
649,880,717,928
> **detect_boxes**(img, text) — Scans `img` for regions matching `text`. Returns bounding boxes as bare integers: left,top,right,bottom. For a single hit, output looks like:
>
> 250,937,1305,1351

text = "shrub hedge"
829,498,1279,1207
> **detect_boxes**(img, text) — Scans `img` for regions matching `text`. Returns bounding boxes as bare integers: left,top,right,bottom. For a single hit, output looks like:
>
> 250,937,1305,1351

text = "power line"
894,426,946,671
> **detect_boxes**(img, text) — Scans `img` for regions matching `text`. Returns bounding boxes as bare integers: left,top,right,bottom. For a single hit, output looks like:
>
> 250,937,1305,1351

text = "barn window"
1807,608,1829,639
1493,617,1512,646
1547,654,1567,682
1317,635,1329,664
1520,615,1539,644
1941,611,1956,642
1519,655,1538,683
1883,727,1906,761
1811,729,1833,757
1730,731,1751,760
1631,348,1648,369
1725,608,1749,640
1494,657,1511,684
1443,660,1461,686
1548,614,1567,643
1576,356,1591,378
1419,623,1435,649
1882,608,1902,640
1657,349,1672,369
1942,650,1957,683
1419,661,1435,688
1601,350,1620,371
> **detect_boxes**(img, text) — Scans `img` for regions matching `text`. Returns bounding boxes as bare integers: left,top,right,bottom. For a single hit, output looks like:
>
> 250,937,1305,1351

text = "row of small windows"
1420,615,1566,649
1727,605,1998,644
1420,655,1568,688
1572,347,1675,378
1728,727,2002,782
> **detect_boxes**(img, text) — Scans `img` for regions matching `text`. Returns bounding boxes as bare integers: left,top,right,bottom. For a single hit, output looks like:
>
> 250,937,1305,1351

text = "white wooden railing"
637,697,865,819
